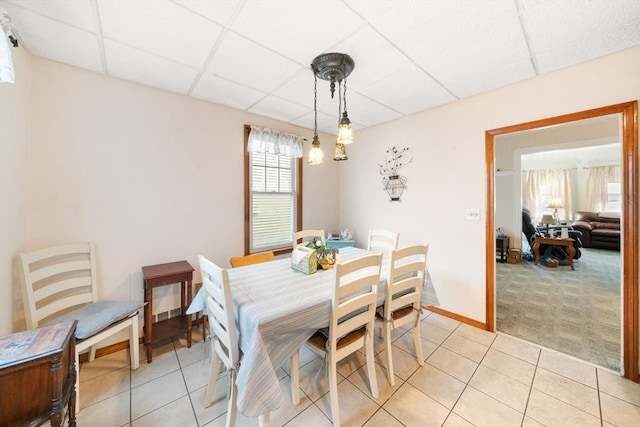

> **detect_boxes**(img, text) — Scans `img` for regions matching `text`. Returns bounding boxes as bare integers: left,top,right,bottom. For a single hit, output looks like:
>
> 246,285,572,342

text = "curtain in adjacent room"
522,168,573,221
586,165,621,212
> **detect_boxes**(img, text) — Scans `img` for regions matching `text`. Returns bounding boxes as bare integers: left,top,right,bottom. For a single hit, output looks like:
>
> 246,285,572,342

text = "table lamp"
547,198,564,224
541,214,555,237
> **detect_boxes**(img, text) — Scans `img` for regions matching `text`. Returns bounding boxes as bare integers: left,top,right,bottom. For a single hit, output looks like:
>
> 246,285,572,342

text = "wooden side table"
496,236,509,263
142,260,195,363
533,237,576,270
0,321,77,427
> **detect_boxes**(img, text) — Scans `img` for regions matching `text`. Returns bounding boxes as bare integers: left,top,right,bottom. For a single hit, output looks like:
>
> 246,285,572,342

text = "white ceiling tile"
290,110,336,135
350,0,519,63
421,21,534,98
4,0,96,32
248,95,311,123
535,19,640,74
359,64,456,115
330,25,413,90
172,0,242,26
98,0,222,68
522,0,640,72
3,4,103,72
191,72,266,110
231,0,365,64
343,91,403,128
104,39,198,94
207,31,303,92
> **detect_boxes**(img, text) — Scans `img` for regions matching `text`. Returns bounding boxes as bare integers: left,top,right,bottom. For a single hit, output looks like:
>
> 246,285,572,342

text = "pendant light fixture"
310,52,354,164
308,73,323,165
333,80,348,161
336,77,354,145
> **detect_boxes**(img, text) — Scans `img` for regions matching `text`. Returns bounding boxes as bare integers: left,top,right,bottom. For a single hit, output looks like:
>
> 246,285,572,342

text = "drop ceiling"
1,0,639,134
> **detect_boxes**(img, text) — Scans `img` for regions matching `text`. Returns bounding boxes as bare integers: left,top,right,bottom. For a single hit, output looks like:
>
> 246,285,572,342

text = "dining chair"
18,242,143,413
290,253,382,426
229,250,274,268
293,229,325,249
199,255,240,426
375,244,428,385
367,229,399,255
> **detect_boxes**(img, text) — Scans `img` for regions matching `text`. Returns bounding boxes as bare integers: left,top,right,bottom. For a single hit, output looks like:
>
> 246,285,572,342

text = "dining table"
187,246,439,420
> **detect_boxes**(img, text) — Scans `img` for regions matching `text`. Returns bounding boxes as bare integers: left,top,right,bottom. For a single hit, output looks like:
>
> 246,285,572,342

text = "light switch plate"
466,208,480,220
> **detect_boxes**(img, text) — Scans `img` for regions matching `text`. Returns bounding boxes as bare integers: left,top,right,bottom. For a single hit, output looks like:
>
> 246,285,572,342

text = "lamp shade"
541,214,555,225
547,198,564,209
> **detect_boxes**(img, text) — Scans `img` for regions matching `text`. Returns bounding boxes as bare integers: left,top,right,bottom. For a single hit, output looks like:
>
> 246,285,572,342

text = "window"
607,182,621,212
244,125,302,254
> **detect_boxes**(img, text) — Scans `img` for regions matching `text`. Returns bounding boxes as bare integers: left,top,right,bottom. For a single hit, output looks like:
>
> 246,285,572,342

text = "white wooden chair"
367,229,399,255
293,229,325,249
291,253,382,426
18,243,142,413
375,245,428,385
199,255,240,426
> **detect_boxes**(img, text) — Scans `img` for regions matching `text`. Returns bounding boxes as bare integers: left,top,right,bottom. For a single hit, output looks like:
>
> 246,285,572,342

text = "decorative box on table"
292,246,317,274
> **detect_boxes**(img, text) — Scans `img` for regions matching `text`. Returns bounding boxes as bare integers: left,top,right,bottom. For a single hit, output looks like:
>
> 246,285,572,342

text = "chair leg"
227,369,238,427
130,315,140,370
365,331,379,399
88,345,97,362
291,349,300,405
328,358,340,427
259,413,270,427
74,350,80,414
413,318,424,366
205,340,220,408
384,322,395,386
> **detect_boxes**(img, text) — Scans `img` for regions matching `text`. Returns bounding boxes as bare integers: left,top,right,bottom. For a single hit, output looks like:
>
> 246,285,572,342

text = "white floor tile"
525,389,600,427
538,349,597,388
533,367,599,417
426,346,478,383
599,391,640,427
469,365,530,413
384,382,450,427
453,386,524,427
407,363,465,409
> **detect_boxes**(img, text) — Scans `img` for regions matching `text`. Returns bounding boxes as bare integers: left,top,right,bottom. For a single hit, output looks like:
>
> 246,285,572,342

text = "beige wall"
1,53,340,334
339,46,640,322
0,45,30,334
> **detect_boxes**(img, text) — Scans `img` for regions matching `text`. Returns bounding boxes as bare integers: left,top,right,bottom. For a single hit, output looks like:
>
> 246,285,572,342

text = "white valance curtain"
248,126,304,158
522,168,573,221
586,165,620,212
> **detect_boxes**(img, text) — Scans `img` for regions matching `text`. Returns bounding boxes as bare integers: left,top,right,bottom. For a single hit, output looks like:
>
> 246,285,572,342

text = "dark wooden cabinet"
0,320,77,427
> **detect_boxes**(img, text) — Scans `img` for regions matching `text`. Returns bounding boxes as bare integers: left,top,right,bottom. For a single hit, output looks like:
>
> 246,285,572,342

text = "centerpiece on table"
307,237,337,270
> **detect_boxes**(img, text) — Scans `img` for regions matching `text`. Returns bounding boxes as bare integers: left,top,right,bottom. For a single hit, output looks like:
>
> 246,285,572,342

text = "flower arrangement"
306,237,337,269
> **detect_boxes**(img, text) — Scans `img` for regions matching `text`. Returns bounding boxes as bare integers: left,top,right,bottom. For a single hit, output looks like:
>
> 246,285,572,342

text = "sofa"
571,211,620,250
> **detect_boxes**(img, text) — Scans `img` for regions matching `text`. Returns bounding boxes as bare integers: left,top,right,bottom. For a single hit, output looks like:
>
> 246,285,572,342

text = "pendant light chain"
314,73,318,135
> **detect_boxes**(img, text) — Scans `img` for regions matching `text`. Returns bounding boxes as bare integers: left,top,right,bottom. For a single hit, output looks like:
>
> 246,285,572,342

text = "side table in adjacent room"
142,260,195,363
496,235,509,263
0,320,77,427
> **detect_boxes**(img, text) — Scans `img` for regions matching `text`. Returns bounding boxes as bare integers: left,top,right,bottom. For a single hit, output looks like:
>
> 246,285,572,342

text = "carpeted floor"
496,247,621,371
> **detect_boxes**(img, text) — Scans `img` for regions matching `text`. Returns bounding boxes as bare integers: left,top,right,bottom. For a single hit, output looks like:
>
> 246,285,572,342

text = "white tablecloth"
187,247,439,417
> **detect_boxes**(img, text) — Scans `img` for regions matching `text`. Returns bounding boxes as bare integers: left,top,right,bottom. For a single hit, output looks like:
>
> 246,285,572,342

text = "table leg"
566,243,576,270
533,240,541,265
259,413,270,427
144,286,153,363
187,280,192,348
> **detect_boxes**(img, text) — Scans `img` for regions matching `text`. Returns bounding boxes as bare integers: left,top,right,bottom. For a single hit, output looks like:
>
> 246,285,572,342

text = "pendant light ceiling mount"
311,53,354,99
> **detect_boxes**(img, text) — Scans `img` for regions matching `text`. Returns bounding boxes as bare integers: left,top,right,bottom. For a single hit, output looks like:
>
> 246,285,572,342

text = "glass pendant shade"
337,112,354,145
308,135,323,165
333,143,348,161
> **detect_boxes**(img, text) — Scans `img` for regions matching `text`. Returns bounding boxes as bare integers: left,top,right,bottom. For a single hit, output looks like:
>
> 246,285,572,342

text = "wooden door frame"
485,101,638,382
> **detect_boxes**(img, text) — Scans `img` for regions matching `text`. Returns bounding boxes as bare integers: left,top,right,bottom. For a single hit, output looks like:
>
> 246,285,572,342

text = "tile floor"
76,310,640,426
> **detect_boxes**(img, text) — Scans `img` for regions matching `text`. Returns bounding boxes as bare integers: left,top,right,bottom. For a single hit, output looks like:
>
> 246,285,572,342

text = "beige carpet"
496,247,621,371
